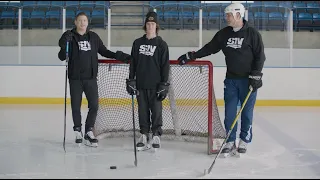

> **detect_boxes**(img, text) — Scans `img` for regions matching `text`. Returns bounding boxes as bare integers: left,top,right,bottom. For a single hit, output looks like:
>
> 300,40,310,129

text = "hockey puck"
110,166,117,170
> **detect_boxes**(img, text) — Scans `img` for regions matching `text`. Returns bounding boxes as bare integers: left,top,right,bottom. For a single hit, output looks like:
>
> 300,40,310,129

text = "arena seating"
0,1,319,31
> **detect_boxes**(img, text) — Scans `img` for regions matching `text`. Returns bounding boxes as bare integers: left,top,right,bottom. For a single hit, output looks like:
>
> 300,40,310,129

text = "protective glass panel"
0,2,19,64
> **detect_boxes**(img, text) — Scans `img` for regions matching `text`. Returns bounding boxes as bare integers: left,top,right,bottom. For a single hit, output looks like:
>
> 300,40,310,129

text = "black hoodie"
129,35,170,90
193,19,266,78
58,28,116,80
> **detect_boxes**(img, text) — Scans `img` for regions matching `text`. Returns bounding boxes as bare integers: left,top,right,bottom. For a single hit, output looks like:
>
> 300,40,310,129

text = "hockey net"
93,59,226,154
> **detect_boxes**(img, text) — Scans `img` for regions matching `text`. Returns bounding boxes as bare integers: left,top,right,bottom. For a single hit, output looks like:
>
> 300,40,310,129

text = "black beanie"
145,11,158,24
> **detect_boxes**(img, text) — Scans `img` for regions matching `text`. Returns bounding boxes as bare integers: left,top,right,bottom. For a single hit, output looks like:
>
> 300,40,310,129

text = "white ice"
0,105,319,179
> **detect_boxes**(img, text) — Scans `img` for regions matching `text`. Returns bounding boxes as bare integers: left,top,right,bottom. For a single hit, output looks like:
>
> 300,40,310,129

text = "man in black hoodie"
126,11,170,151
58,12,132,147
178,3,266,156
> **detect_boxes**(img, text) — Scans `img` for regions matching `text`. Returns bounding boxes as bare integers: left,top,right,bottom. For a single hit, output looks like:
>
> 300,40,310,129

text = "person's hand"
178,51,196,65
248,71,263,92
59,30,73,49
126,79,136,95
116,51,131,64
156,82,170,101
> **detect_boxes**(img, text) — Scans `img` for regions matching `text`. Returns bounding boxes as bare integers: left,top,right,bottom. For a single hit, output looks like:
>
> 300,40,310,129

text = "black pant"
69,79,98,133
136,89,163,136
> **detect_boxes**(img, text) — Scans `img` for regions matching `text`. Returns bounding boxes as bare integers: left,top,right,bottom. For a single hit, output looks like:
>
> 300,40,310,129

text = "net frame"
94,59,226,155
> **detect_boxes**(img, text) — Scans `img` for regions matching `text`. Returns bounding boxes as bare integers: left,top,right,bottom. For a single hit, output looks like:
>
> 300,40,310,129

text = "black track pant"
69,79,98,133
136,89,163,136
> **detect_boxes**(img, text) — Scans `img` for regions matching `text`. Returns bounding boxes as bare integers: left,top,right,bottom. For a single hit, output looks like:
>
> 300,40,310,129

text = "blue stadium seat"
66,1,79,7
293,2,307,13
209,12,222,18
180,11,195,30
296,12,313,31
254,12,269,30
94,1,108,11
150,1,163,8
194,11,199,18
66,10,75,28
66,1,79,11
162,11,180,30
37,1,51,6
51,1,64,7
0,11,15,29
268,12,284,30
36,1,51,11
206,12,223,30
22,1,37,12
45,10,61,28
313,13,320,30
50,1,64,11
6,2,20,11
204,3,222,14
79,1,94,11
180,11,193,18
91,10,106,28
264,1,279,12
29,10,46,28
163,2,178,11
0,2,6,12
46,10,60,18
306,2,320,14
22,1,37,6
164,11,179,18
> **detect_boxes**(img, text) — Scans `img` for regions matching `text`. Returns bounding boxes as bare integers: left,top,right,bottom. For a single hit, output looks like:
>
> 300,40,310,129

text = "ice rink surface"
0,104,319,179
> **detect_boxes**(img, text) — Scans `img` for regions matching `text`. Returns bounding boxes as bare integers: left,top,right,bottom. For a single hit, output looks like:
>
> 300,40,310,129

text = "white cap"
224,3,245,18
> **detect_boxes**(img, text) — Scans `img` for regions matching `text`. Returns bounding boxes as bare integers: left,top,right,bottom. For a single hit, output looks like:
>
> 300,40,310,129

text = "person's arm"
160,41,170,83
129,41,136,79
97,35,116,59
58,48,67,61
126,41,137,95
156,41,170,101
178,31,222,65
58,30,72,61
251,29,266,73
248,29,266,92
193,32,222,59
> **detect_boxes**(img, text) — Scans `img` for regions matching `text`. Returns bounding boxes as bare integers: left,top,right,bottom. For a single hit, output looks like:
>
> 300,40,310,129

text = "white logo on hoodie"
139,45,156,56
78,41,91,51
226,38,244,49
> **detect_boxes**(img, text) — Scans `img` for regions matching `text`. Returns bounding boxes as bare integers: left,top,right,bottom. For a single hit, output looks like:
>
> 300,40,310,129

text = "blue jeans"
224,78,257,143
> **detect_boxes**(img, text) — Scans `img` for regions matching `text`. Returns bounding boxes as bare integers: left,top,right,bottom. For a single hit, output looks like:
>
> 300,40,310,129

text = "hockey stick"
63,41,69,153
204,87,253,175
131,93,138,167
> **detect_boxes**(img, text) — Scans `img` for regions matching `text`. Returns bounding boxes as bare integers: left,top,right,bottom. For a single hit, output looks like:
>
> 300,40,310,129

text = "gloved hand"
59,30,73,49
126,79,136,95
116,51,132,64
177,51,196,65
156,82,170,101
248,71,263,92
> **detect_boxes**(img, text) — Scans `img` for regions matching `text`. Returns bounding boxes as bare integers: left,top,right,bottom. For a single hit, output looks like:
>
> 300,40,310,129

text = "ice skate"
74,127,83,146
84,131,98,147
136,134,151,151
237,139,248,155
151,135,161,152
219,141,237,158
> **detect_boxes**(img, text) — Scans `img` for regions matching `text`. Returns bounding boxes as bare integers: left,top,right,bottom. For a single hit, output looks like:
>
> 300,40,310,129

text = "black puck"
110,166,117,169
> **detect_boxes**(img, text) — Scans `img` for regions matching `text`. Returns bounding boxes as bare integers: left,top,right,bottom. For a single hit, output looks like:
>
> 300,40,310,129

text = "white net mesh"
93,60,226,154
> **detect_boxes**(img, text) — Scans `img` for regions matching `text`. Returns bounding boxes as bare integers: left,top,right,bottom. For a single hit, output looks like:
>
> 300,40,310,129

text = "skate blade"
84,140,98,148
230,150,240,158
219,153,230,158
151,147,160,153
137,145,151,151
